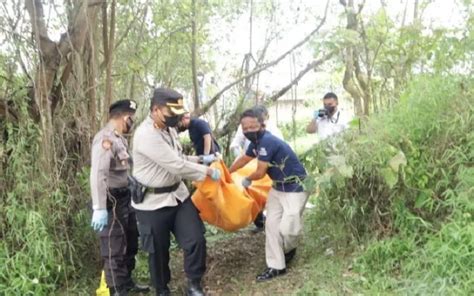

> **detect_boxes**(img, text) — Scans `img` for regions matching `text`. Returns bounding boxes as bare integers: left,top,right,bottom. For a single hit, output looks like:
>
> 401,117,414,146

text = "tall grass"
301,75,473,294
0,90,98,294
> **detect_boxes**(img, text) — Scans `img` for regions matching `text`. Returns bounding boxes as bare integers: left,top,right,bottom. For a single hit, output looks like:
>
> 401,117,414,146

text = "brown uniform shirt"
90,123,130,210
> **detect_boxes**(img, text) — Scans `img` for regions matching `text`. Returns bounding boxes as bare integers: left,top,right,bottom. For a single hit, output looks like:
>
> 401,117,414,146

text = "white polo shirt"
316,110,350,140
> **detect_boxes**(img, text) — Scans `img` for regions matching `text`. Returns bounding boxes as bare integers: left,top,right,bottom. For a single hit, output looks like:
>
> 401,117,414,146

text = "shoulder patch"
258,147,268,156
102,139,113,150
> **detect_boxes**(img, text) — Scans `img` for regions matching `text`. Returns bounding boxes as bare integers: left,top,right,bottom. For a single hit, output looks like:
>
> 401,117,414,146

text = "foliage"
301,75,474,293
0,83,97,294
1,1,473,294
279,118,308,141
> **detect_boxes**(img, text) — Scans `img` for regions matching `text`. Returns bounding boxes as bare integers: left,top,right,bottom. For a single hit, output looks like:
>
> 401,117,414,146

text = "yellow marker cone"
96,271,110,296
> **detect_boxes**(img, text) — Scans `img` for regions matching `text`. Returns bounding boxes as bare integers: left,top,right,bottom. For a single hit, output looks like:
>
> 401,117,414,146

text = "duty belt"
109,186,130,197
148,182,181,194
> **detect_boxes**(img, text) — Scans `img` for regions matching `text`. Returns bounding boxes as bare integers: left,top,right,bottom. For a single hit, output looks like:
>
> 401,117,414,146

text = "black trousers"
98,188,138,288
135,198,206,291
254,211,265,228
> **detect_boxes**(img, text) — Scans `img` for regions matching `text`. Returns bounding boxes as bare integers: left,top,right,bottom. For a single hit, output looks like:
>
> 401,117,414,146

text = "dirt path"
166,228,310,295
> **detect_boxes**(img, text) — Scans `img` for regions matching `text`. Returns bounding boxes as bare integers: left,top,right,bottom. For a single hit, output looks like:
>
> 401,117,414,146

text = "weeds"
301,75,474,294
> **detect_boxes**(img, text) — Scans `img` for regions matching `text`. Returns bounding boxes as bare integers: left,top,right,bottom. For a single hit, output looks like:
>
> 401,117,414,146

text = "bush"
303,75,473,239
0,90,98,294
302,75,473,294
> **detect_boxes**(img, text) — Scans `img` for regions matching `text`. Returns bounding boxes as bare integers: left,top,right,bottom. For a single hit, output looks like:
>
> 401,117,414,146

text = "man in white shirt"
306,92,349,140
230,105,283,159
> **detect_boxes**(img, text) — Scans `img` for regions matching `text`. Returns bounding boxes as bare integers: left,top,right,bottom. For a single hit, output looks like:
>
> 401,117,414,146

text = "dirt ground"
166,228,308,296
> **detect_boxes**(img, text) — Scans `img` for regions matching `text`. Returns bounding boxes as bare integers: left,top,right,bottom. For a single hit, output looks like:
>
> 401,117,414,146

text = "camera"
317,109,328,118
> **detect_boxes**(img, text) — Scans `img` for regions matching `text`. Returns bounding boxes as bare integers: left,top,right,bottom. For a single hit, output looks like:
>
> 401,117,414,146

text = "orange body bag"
191,159,271,231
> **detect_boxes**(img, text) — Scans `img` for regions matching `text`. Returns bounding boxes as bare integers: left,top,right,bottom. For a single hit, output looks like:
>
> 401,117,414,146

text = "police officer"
229,107,308,282
90,100,150,296
132,88,221,296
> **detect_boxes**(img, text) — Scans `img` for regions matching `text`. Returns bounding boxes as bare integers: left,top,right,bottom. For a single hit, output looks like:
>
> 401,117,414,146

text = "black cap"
151,88,187,115
109,99,137,114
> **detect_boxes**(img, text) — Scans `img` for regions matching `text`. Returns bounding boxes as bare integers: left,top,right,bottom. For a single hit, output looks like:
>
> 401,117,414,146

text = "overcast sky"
204,0,466,106
1,0,467,108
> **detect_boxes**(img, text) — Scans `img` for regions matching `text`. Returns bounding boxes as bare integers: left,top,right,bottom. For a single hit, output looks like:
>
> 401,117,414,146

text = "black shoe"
124,279,150,294
187,278,205,296
285,248,296,264
256,267,287,282
156,286,171,296
110,285,128,296
253,212,265,228
250,225,264,234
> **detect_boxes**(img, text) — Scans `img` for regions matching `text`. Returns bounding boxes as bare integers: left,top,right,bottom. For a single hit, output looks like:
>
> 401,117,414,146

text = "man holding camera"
306,92,349,140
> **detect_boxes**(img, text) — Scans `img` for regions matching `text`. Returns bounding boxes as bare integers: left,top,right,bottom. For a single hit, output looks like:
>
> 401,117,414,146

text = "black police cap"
151,88,187,115
109,99,137,114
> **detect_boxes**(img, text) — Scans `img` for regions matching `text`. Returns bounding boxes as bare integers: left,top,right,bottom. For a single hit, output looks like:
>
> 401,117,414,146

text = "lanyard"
329,111,340,124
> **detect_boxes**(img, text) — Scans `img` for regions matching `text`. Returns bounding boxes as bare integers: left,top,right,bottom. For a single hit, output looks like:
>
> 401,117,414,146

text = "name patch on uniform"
259,147,268,156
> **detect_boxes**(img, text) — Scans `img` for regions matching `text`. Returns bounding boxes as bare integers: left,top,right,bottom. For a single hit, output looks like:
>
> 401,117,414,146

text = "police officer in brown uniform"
132,88,221,296
90,100,150,296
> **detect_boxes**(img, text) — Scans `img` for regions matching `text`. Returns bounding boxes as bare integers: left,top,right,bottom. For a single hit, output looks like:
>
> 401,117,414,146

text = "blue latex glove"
210,168,221,181
200,154,217,165
242,177,252,188
91,209,108,232
313,110,319,119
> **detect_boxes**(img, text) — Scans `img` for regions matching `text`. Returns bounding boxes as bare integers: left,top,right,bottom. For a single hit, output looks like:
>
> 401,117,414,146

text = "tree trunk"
85,7,100,135
191,0,200,110
25,0,94,173
104,0,117,121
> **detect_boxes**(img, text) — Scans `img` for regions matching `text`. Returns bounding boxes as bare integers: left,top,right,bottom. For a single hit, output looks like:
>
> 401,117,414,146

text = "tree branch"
215,50,337,137
113,6,141,50
266,51,336,103
25,0,50,43
57,0,90,55
193,0,330,117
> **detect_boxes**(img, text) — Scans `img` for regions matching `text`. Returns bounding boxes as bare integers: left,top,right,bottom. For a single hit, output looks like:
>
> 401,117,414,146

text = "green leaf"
415,193,429,209
381,167,397,189
327,155,353,178
389,151,407,172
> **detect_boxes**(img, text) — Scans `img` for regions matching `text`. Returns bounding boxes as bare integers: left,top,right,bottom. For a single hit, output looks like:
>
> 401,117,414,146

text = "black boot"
109,285,128,296
186,278,205,296
284,248,297,264
251,212,265,233
156,286,171,296
124,279,150,294
256,267,286,282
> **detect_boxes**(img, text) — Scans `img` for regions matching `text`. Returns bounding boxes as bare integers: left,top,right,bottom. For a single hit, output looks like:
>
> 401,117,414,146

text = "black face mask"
163,115,179,128
324,105,336,115
244,130,265,143
177,125,188,133
125,117,134,133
